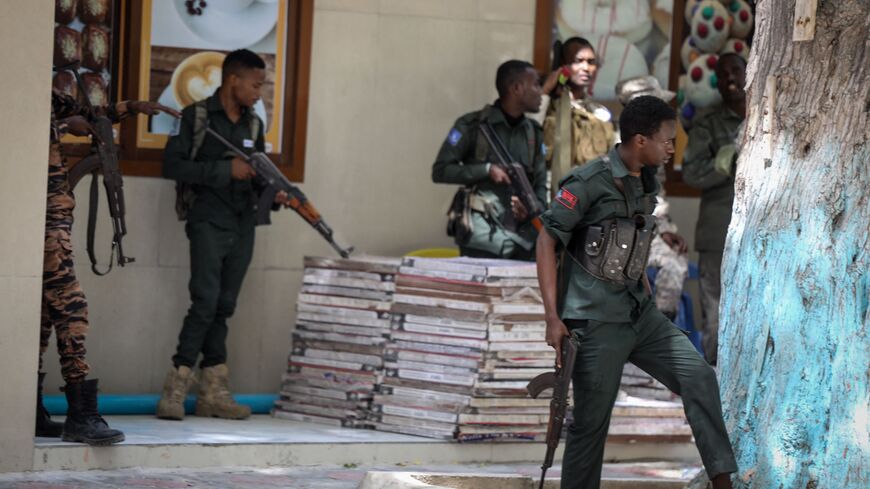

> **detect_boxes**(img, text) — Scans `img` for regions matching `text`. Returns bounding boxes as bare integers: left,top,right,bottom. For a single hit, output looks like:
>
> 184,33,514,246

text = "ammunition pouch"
571,214,656,286
446,187,474,243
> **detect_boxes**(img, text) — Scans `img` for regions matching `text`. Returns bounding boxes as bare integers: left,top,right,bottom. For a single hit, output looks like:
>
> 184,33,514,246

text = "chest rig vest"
571,156,657,286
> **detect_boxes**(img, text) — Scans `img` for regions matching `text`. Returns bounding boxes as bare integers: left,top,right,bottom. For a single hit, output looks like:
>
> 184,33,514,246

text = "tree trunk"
718,1,869,488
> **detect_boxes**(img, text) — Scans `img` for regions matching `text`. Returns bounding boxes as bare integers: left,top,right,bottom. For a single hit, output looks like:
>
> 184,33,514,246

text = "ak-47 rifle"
478,122,545,231
204,127,354,258
57,62,134,275
526,333,579,489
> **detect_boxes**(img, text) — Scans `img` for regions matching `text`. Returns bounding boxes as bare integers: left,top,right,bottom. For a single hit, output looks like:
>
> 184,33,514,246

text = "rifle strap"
85,171,103,274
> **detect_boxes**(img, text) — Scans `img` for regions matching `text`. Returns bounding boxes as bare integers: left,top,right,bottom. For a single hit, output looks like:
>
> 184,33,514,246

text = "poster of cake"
135,0,286,153
53,0,119,122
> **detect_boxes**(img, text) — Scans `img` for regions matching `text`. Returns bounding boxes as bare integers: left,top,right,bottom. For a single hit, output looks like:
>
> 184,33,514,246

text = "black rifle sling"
86,170,108,275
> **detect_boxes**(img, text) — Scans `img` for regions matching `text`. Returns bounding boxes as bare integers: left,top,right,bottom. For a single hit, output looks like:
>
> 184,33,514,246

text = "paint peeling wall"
718,1,869,487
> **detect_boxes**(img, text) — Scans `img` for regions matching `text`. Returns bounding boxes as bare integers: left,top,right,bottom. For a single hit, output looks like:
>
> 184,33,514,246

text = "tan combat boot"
195,364,251,419
156,366,196,420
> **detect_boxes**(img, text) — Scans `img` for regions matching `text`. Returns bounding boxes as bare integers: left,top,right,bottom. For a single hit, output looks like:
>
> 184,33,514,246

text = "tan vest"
543,96,615,195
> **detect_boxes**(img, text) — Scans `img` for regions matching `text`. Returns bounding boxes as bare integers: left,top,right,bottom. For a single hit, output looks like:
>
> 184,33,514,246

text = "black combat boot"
62,379,125,445
35,373,63,437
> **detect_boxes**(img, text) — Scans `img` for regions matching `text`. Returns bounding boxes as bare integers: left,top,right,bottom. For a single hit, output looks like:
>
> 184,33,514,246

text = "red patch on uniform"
555,188,578,209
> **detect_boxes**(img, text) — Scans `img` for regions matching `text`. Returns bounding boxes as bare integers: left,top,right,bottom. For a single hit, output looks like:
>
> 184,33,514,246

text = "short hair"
222,49,266,80
496,60,535,97
619,95,676,143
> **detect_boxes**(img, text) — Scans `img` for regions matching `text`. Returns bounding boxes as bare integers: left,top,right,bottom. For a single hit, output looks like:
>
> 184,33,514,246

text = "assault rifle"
58,62,133,275
526,333,579,489
478,122,544,231
204,127,354,258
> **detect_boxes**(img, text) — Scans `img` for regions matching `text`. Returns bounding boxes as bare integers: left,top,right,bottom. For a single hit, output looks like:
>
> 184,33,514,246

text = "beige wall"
42,0,703,397
43,0,539,395
0,0,54,472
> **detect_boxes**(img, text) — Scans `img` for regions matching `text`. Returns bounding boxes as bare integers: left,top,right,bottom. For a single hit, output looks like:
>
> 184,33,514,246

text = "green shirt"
540,148,658,322
432,104,547,256
683,108,742,251
163,90,265,232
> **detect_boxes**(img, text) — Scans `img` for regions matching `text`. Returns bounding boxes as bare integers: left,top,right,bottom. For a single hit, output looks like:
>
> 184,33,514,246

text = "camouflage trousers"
647,234,689,316
39,145,90,383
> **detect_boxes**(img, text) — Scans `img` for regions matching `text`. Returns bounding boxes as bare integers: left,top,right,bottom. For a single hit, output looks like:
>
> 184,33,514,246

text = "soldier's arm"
431,118,490,185
162,108,232,187
682,122,732,189
537,176,592,364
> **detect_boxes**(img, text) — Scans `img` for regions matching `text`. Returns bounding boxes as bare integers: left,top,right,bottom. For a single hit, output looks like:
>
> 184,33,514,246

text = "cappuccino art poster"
136,0,286,152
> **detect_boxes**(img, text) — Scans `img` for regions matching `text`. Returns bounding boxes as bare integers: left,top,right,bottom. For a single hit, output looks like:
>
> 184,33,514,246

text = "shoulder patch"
447,128,462,146
554,187,578,209
541,143,547,157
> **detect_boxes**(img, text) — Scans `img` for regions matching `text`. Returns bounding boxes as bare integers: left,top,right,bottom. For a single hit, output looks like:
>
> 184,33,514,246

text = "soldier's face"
641,120,676,167
229,68,266,108
519,69,543,113
716,56,746,103
566,47,598,88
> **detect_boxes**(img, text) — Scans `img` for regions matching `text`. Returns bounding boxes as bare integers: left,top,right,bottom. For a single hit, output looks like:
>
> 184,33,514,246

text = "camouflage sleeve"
431,116,490,185
541,100,556,163
682,121,732,190
540,174,592,248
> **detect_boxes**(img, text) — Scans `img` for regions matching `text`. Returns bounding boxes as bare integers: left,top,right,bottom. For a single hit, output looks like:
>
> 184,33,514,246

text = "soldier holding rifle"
535,96,737,489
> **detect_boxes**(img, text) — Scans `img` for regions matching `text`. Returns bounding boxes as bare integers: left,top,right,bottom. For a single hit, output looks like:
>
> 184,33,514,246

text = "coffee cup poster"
135,0,286,153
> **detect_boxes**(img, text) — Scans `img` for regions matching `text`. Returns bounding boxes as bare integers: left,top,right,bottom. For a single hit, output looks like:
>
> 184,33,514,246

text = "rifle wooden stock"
526,334,579,489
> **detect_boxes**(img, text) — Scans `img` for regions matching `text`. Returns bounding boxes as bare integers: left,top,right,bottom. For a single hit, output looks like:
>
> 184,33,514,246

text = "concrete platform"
33,415,700,471
0,462,702,488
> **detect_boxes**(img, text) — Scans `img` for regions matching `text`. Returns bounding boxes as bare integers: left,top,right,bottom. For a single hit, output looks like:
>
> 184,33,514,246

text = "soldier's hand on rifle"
511,196,529,221
230,157,256,180
122,100,182,118
274,190,293,208
62,115,95,137
488,164,512,185
660,231,688,254
545,315,570,368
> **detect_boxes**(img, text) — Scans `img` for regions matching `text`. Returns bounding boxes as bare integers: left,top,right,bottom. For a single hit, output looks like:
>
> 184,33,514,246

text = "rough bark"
718,1,869,488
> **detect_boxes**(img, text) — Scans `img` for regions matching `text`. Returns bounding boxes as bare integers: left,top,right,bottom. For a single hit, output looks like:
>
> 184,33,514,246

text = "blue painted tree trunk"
717,1,869,488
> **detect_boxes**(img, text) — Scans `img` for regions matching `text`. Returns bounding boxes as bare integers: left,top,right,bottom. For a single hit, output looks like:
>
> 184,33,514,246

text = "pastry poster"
53,0,119,144
135,0,286,152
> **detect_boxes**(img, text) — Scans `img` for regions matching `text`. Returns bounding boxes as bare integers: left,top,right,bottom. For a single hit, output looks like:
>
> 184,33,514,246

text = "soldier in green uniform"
683,53,746,365
158,49,289,420
432,60,546,260
536,96,737,489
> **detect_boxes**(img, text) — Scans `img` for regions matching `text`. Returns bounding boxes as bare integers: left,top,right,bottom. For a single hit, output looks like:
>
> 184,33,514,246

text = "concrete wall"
0,0,54,472
43,0,703,396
